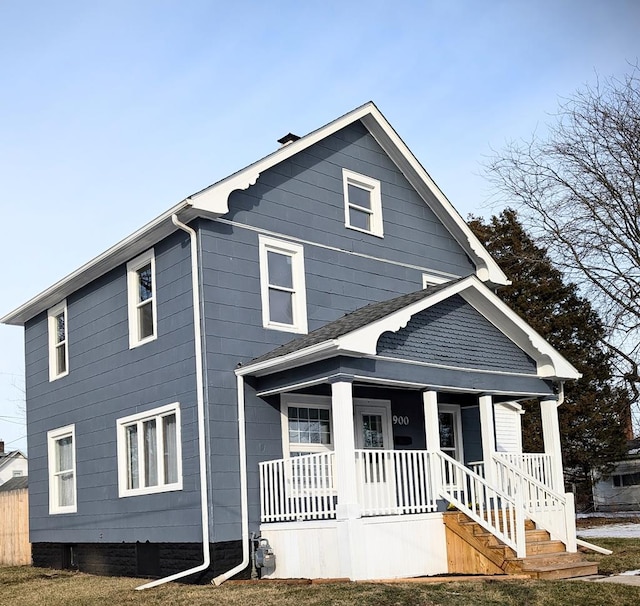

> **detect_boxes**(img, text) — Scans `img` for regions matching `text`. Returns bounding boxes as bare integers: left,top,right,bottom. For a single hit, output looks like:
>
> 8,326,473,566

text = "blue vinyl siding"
25,231,201,544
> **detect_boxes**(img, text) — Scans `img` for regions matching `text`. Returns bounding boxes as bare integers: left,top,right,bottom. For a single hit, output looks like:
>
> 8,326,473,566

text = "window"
48,300,68,380
47,425,76,514
281,395,332,457
127,249,157,348
422,273,450,288
342,169,383,237
13,470,23,477
613,472,640,487
117,403,182,497
259,235,308,334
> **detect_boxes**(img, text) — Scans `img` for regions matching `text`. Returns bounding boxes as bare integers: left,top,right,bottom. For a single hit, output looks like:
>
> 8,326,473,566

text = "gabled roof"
2,102,508,326
0,450,27,472
238,275,580,381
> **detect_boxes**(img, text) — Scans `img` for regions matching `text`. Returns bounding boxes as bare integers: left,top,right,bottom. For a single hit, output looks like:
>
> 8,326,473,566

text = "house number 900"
393,415,410,426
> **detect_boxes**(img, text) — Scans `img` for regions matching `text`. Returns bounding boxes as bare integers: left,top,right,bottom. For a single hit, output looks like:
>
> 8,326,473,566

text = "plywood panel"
0,489,31,565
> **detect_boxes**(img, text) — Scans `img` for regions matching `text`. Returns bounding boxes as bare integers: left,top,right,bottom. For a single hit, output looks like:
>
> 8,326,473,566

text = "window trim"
47,424,77,515
422,273,450,288
47,300,69,381
116,402,183,498
126,249,157,349
342,168,383,238
259,235,308,334
281,394,333,457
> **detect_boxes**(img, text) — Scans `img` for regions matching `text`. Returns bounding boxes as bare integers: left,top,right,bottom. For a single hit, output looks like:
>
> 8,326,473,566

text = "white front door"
438,403,464,488
354,400,397,513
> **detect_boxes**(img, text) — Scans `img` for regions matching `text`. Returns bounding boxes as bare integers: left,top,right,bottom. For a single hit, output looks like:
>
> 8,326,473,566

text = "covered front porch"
240,276,582,580
256,383,575,579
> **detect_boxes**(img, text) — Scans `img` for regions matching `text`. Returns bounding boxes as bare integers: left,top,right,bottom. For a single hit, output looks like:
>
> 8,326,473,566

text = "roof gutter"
136,214,210,589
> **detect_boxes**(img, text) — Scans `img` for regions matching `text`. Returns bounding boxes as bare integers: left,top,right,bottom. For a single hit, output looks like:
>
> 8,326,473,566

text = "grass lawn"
581,537,640,575
2,562,640,606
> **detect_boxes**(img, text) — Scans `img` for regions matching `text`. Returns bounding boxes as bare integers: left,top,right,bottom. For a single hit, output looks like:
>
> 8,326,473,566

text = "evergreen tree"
469,209,629,508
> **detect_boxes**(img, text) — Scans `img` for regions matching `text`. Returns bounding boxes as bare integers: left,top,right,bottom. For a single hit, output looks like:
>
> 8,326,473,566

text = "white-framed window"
127,249,157,348
422,273,450,288
48,300,69,381
116,403,182,497
259,235,308,334
342,168,383,237
281,395,333,457
47,424,77,514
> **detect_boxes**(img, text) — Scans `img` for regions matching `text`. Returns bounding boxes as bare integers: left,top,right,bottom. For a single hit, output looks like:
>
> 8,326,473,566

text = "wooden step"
526,539,566,556
510,552,584,571
525,561,599,580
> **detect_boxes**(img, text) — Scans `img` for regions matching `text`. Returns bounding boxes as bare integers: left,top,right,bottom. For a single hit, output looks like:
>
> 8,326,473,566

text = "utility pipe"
212,373,250,585
136,215,210,589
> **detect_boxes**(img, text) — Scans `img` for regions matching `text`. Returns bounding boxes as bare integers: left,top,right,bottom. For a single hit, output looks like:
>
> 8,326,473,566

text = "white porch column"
478,394,495,484
331,380,360,520
540,396,565,493
423,390,441,497
423,390,440,452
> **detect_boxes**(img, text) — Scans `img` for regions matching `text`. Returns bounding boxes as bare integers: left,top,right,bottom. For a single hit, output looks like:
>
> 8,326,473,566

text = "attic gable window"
47,300,68,381
259,235,308,334
127,249,157,348
342,169,383,238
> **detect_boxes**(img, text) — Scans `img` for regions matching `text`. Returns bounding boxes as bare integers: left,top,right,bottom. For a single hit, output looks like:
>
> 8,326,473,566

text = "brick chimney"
0,440,4,454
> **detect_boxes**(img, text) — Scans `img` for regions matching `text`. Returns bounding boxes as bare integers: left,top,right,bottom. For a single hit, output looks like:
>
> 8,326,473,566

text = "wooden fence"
0,487,31,565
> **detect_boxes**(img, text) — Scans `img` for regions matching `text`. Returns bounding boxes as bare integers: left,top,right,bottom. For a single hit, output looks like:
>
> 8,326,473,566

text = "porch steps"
443,512,598,580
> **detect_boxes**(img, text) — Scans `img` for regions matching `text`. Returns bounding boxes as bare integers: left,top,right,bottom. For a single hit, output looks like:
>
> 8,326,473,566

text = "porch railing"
354,449,437,516
259,452,336,522
435,451,526,557
493,454,576,551
494,452,554,489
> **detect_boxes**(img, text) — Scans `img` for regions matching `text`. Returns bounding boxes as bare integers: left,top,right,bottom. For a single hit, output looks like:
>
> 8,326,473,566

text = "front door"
438,403,464,488
354,400,397,513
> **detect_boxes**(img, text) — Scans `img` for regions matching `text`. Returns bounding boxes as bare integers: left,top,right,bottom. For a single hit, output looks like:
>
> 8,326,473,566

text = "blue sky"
1,0,639,453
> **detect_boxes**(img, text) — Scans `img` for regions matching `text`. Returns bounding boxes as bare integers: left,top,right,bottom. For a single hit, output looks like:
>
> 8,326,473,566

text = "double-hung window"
48,300,68,381
342,169,383,237
259,235,308,334
47,425,76,514
281,395,333,457
116,403,182,497
127,249,157,348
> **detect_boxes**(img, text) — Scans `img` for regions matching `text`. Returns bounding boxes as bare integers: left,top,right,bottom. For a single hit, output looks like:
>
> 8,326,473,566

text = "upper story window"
116,403,182,497
47,424,76,514
127,249,157,349
342,169,383,238
259,235,308,334
422,273,450,288
48,300,68,381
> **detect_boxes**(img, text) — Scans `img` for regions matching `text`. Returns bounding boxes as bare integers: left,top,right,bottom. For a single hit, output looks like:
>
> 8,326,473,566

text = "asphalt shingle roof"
0,476,28,492
246,279,462,367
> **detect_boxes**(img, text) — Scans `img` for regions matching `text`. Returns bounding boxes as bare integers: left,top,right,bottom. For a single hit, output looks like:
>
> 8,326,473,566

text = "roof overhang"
2,102,508,326
237,275,580,382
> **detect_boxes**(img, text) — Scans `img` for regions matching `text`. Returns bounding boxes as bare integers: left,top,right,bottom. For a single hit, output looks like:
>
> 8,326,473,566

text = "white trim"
280,394,333,457
116,402,183,498
47,300,69,381
342,169,383,238
438,403,464,463
259,235,308,334
126,248,157,349
47,424,77,515
422,273,450,288
353,399,393,450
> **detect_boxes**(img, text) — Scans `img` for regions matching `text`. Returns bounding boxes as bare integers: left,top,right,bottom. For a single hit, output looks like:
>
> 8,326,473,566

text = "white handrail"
492,453,576,551
435,451,526,558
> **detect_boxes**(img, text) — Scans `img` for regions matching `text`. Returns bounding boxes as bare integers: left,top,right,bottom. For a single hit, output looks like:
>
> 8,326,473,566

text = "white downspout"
136,215,210,589
212,373,249,585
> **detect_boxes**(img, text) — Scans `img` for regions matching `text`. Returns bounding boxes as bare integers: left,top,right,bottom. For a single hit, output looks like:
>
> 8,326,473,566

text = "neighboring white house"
592,438,640,512
0,441,28,486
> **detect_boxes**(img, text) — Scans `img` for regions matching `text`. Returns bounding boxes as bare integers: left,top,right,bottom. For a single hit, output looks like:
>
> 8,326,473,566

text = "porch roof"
237,275,580,386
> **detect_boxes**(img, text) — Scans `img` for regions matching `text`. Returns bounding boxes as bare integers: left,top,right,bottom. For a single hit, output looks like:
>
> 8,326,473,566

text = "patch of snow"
619,569,640,576
578,523,640,538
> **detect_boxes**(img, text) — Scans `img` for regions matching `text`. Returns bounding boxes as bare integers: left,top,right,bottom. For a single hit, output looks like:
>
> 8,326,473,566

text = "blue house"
1,103,597,583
